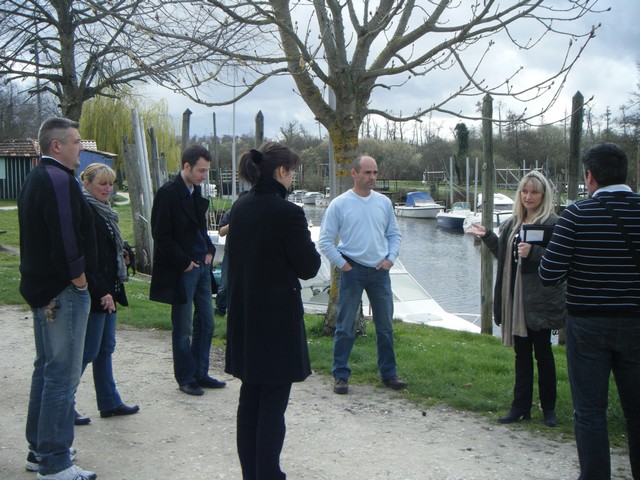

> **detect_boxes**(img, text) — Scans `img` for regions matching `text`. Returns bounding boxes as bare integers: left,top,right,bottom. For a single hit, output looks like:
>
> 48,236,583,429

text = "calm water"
302,204,484,316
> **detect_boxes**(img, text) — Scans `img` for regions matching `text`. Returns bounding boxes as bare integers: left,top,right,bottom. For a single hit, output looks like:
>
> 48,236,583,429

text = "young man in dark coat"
150,145,225,396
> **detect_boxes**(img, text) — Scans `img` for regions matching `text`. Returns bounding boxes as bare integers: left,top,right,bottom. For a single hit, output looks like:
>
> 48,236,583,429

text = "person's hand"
184,261,199,272
518,242,532,259
122,248,131,266
101,294,115,313
376,259,393,271
341,262,353,272
204,252,213,265
466,223,487,237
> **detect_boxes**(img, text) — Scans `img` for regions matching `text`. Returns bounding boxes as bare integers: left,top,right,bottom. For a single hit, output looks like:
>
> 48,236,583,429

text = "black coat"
482,215,566,330
225,177,321,384
86,205,128,312
149,173,215,305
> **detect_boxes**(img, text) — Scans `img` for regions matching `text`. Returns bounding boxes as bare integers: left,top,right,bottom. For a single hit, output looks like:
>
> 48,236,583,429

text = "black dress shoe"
382,376,407,390
543,409,558,427
196,376,227,389
497,408,531,424
179,382,204,396
74,410,91,426
100,403,140,418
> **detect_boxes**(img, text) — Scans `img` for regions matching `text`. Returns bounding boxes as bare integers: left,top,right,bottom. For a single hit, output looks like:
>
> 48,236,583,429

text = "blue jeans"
333,261,397,380
566,314,640,480
215,250,228,314
82,310,123,412
26,285,91,475
170,264,214,386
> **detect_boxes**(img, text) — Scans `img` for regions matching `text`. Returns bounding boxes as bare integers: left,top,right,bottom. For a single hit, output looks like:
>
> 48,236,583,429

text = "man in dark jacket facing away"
19,117,98,479
150,145,225,396
540,142,640,480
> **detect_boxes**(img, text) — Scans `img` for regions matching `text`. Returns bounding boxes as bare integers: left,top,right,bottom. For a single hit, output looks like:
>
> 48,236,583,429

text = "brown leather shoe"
382,376,407,390
333,378,348,394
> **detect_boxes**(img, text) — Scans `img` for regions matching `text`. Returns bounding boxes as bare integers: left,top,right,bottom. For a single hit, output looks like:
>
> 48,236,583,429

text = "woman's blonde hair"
511,170,555,233
80,163,116,186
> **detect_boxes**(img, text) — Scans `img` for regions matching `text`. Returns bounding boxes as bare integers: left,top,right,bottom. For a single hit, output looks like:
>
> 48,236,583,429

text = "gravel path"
0,305,633,479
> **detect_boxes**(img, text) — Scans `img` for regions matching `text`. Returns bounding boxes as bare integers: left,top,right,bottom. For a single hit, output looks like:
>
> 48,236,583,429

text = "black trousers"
512,328,557,411
237,382,292,480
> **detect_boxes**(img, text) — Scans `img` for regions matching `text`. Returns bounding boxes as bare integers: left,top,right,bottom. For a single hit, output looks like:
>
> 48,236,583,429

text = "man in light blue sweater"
319,155,405,394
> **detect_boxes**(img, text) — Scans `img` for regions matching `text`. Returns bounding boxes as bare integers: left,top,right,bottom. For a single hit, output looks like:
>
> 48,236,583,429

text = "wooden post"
147,127,165,195
255,111,264,147
181,109,192,154
130,109,154,274
567,92,584,204
481,94,495,335
122,135,151,274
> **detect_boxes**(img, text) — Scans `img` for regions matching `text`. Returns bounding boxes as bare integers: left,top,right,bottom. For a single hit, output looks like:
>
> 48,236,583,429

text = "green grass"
0,199,630,448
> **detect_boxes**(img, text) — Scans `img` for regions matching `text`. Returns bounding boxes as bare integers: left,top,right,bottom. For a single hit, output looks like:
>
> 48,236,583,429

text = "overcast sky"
140,1,639,141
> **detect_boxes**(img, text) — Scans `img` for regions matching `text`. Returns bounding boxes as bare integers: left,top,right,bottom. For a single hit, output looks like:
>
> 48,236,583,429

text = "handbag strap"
595,194,640,267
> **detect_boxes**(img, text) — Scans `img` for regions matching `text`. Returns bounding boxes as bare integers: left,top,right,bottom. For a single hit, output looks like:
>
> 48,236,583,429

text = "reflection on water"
303,205,485,316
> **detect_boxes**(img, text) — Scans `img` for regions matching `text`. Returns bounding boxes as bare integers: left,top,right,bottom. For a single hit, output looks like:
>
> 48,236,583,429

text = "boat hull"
394,205,443,218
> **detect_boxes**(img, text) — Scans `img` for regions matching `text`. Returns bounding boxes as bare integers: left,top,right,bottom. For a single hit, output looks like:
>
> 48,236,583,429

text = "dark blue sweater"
18,157,97,308
540,190,640,316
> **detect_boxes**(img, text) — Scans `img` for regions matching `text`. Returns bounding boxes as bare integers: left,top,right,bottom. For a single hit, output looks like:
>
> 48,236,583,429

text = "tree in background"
121,0,604,199
0,0,223,121
79,91,182,174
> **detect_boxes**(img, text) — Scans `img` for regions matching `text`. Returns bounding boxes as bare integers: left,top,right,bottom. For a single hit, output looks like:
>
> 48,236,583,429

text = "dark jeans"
566,314,640,480
170,264,214,386
512,328,556,411
237,382,292,480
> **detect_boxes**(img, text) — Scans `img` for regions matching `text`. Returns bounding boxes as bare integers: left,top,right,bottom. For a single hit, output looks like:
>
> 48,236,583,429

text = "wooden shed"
0,139,116,200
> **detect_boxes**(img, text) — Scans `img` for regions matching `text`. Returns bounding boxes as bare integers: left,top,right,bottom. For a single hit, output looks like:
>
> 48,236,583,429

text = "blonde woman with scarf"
467,171,565,427
75,163,139,424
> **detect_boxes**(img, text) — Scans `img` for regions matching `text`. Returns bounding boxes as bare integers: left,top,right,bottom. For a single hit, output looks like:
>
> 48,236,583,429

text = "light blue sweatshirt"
319,189,401,269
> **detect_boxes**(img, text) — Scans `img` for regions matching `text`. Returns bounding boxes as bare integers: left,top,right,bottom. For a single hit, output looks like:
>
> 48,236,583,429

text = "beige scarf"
500,226,528,347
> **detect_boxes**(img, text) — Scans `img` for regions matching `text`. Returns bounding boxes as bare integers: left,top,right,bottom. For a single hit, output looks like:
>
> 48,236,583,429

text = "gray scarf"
500,225,528,347
82,187,128,283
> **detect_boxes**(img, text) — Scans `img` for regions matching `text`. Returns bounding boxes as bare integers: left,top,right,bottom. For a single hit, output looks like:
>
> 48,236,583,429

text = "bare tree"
120,0,605,193
0,0,226,121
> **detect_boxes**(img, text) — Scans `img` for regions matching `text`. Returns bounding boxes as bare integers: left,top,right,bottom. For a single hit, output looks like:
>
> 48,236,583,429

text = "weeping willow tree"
79,90,181,175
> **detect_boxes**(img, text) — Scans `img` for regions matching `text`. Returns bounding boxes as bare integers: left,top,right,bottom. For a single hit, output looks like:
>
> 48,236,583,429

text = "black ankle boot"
497,408,531,424
543,410,557,427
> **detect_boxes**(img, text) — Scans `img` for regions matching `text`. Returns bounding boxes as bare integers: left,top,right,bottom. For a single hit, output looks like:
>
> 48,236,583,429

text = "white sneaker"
36,465,96,480
26,447,77,472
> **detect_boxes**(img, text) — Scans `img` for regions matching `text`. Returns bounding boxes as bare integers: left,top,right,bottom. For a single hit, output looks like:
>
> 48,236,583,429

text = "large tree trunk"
322,126,366,336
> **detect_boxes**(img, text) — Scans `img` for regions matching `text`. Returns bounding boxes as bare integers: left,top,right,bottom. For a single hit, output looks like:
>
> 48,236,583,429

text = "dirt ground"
0,304,633,480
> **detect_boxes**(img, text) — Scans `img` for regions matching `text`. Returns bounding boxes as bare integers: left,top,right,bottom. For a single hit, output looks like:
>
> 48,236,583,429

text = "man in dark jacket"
540,142,640,480
19,117,98,479
150,145,225,396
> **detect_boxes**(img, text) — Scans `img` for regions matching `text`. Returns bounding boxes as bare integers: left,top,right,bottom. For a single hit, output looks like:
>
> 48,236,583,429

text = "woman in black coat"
76,164,139,423
226,142,321,479
467,171,565,427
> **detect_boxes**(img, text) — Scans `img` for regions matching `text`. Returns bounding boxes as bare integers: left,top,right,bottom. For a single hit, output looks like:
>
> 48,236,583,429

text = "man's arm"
539,211,575,286
383,199,401,265
318,202,347,269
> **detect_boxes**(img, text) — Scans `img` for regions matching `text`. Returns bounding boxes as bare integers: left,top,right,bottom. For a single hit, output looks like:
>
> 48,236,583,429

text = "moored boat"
435,202,472,230
394,191,444,218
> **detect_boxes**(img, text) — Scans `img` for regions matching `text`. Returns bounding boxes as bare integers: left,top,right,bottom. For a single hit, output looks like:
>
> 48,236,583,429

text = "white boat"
435,202,472,230
463,193,514,232
300,226,480,334
301,191,324,204
394,191,444,218
477,192,514,212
